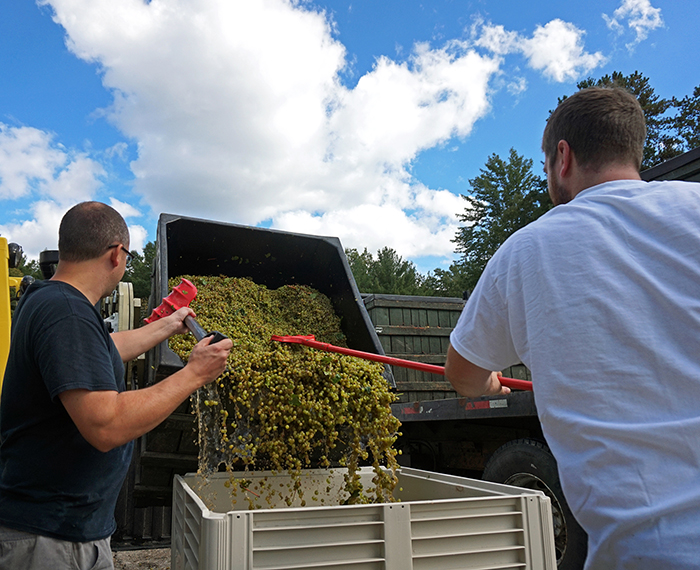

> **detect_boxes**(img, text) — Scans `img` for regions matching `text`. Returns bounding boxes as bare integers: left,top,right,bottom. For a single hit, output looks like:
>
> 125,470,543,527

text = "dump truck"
115,213,583,569
111,213,391,548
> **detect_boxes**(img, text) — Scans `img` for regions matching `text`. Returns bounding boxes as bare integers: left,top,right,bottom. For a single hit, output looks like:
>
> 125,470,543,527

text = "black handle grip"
203,331,228,344
184,315,228,344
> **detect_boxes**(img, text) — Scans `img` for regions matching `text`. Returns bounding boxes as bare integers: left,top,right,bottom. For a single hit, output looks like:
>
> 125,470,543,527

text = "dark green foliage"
345,246,426,295
420,263,471,299
121,241,156,299
14,252,43,281
451,148,552,292
671,85,700,151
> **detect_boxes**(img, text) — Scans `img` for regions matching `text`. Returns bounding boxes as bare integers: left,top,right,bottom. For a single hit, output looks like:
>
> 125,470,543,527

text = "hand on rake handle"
184,315,228,344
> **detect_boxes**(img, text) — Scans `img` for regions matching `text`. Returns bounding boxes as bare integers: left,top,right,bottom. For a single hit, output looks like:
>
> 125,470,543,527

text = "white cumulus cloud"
520,20,607,82
0,200,64,257
472,22,519,56
109,197,141,220
38,0,505,262
603,0,664,49
472,19,606,83
0,123,109,257
22,0,614,265
0,125,67,200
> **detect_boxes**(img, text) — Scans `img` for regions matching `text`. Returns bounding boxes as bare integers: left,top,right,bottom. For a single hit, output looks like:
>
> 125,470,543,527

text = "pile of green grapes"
168,275,402,508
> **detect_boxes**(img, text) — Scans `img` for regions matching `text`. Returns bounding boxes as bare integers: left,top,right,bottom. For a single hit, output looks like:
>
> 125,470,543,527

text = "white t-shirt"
450,179,700,569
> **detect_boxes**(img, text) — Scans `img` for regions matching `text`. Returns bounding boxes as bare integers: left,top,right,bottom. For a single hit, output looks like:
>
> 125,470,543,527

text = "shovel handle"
270,335,533,391
185,315,228,344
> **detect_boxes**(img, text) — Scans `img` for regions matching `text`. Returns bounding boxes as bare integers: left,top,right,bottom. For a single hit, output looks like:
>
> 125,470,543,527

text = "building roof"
641,146,700,182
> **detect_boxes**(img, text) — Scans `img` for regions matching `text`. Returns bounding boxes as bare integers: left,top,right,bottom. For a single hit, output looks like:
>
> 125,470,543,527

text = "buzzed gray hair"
58,202,130,262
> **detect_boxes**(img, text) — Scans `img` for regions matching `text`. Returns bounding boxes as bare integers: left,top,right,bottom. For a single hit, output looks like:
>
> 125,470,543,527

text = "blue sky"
1,0,697,274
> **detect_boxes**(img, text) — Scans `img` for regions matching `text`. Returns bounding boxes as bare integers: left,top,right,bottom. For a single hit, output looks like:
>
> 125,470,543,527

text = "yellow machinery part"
1,238,11,393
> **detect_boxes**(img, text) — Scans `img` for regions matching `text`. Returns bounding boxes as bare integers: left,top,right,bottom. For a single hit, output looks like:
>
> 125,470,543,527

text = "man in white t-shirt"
445,87,700,569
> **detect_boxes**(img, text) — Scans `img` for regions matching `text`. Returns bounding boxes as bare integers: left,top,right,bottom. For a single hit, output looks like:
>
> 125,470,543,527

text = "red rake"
145,278,228,344
270,334,533,392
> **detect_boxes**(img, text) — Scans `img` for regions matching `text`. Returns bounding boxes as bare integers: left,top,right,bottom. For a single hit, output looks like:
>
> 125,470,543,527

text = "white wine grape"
168,275,402,508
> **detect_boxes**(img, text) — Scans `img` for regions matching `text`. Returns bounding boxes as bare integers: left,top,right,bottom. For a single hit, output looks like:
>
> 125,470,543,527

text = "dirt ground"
113,548,171,570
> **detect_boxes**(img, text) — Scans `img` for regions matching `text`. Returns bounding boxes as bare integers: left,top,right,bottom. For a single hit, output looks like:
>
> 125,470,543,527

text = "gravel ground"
113,548,171,570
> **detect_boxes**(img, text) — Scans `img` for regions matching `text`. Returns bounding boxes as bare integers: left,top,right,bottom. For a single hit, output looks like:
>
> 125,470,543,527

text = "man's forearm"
111,318,182,362
104,367,205,450
444,344,509,397
60,335,232,452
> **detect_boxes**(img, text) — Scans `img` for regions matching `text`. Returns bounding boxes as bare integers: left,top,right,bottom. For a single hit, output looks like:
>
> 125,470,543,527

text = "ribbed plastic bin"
172,467,556,570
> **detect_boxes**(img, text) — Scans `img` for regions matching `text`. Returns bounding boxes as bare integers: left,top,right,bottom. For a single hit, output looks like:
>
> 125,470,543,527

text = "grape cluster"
168,275,402,508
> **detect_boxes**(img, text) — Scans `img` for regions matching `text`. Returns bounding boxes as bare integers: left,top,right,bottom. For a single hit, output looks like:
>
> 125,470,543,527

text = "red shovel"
271,334,533,391
145,278,228,343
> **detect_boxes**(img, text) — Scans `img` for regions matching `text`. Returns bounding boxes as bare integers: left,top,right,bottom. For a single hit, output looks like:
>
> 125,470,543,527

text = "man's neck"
51,261,112,305
571,163,642,198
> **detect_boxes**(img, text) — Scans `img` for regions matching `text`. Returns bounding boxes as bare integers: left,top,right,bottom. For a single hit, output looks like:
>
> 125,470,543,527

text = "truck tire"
482,438,587,570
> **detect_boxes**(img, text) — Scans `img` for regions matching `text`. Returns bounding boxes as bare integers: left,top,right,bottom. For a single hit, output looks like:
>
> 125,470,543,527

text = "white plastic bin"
172,467,556,570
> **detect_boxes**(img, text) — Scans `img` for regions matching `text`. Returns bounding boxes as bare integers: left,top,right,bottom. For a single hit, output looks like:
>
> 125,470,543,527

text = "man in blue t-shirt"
0,202,232,569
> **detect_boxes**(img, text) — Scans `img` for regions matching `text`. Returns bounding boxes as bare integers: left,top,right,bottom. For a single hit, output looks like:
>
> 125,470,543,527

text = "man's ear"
108,245,121,268
557,140,573,178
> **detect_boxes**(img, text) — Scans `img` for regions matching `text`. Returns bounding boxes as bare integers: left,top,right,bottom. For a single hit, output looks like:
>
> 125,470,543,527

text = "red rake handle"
271,335,533,392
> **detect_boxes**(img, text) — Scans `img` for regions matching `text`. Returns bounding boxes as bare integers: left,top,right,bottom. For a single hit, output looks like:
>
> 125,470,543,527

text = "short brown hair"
542,87,646,171
58,202,129,262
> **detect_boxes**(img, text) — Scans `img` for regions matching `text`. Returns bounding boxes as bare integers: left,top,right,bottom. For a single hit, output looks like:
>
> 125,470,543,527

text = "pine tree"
451,148,551,291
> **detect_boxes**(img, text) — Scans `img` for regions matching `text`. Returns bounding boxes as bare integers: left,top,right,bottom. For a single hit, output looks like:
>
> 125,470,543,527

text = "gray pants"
0,525,113,570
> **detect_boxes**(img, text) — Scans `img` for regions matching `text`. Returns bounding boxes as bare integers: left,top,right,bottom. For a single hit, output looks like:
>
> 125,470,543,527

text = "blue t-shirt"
0,280,133,542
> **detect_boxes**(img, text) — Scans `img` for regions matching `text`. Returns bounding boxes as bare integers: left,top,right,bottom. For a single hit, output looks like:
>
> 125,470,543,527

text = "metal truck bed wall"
363,293,531,404
147,213,387,383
